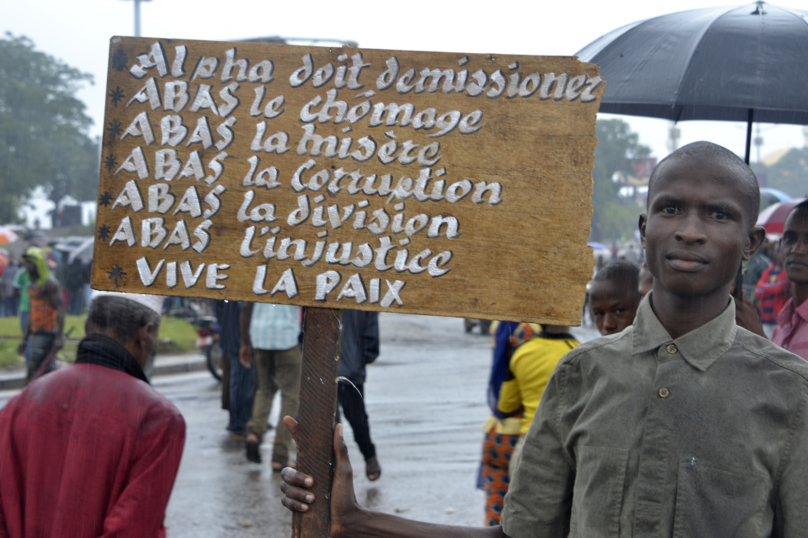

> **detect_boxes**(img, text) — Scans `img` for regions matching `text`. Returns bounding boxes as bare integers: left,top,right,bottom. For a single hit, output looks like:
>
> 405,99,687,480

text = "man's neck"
650,286,731,340
793,283,808,309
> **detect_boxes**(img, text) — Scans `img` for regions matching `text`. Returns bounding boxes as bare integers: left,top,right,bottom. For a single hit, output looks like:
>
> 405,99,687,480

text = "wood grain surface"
292,307,342,538
93,37,601,325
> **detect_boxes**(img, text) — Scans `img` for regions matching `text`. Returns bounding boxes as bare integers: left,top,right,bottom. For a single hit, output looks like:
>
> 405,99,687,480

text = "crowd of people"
215,301,383,480
1,140,807,535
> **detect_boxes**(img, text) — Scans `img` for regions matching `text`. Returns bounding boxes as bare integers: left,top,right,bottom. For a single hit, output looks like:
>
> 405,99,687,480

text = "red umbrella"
756,198,807,236
0,226,18,246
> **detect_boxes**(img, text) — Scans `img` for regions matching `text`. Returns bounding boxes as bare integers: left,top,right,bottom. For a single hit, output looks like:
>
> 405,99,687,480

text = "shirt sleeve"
0,481,7,538
361,312,380,365
501,361,573,538
100,406,186,538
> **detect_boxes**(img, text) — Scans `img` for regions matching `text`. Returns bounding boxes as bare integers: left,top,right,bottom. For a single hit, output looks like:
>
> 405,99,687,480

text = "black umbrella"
576,1,808,163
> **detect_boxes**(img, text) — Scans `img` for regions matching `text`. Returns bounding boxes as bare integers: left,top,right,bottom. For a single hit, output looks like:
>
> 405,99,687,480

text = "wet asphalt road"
0,314,600,537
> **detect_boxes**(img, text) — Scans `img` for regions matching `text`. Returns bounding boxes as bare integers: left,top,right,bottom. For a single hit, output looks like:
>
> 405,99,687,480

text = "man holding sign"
93,37,598,537
281,142,808,536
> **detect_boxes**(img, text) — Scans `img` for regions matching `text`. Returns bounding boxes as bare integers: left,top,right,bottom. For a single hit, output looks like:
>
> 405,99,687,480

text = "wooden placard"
92,37,601,325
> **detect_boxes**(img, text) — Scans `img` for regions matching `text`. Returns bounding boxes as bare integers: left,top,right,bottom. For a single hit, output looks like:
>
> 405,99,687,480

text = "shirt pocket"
673,457,771,538
570,446,629,538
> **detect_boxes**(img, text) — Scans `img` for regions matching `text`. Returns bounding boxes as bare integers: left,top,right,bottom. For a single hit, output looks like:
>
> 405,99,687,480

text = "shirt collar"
75,333,150,384
777,298,808,327
632,292,737,371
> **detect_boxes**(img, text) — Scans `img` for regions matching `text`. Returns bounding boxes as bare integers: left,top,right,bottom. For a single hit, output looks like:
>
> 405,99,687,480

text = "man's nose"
603,313,617,330
675,213,707,244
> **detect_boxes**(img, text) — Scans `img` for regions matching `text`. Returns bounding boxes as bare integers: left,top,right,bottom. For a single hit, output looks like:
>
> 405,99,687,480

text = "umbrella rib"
672,5,744,113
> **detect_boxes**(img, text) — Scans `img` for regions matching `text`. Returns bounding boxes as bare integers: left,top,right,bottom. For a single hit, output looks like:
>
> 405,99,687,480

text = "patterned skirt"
481,426,521,526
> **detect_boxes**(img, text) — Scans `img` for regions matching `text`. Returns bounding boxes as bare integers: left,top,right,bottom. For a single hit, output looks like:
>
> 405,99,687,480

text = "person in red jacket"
754,245,791,338
0,294,185,538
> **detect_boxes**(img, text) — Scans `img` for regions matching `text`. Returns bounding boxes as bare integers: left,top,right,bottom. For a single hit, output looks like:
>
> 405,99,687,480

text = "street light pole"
134,0,141,37
120,0,152,37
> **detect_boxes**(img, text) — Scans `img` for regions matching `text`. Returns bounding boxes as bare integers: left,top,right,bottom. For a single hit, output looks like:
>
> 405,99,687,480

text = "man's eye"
614,309,626,314
662,205,677,215
710,210,729,220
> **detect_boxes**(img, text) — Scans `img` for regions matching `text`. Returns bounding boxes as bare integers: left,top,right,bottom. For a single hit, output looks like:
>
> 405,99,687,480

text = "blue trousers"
228,351,255,434
20,311,31,367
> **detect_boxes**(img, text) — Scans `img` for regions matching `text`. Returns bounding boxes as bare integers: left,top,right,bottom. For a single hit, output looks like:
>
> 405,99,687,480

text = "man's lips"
666,251,708,271
786,257,808,269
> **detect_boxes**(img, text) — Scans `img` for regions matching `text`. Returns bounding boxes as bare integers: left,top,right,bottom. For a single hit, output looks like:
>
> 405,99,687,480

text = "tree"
0,33,99,223
752,148,808,198
591,119,651,242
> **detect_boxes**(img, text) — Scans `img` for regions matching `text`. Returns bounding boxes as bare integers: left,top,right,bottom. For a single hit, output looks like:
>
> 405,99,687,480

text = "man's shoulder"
34,277,61,296
42,365,183,419
736,327,808,384
559,328,633,365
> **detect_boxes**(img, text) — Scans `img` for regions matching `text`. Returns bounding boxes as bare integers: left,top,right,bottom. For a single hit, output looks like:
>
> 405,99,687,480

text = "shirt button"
666,344,677,354
659,388,670,398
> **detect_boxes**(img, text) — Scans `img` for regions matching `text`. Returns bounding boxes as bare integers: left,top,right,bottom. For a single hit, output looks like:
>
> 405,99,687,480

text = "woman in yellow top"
497,325,578,467
479,322,540,527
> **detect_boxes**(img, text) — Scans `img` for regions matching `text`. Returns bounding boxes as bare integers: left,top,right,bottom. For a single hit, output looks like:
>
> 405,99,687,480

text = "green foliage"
752,148,808,198
0,314,198,366
156,316,199,353
0,34,99,222
591,119,651,241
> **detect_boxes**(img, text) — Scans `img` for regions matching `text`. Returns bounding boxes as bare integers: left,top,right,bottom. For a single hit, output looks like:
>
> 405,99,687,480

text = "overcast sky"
5,0,808,164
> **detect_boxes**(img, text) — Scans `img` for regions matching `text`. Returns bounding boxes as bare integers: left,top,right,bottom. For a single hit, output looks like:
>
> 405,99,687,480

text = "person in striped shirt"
240,302,302,470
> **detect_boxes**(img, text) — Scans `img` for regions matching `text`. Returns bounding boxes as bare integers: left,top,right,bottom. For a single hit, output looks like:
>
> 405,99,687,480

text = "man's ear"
743,225,766,261
126,324,153,367
638,213,648,249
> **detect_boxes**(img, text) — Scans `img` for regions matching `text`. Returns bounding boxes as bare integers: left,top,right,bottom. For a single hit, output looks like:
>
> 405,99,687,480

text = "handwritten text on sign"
92,37,601,325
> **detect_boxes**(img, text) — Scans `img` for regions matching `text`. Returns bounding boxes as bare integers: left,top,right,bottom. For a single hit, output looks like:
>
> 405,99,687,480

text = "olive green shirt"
502,293,808,537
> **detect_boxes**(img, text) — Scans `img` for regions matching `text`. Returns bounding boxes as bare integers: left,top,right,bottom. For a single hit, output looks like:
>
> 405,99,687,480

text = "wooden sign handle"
293,307,343,538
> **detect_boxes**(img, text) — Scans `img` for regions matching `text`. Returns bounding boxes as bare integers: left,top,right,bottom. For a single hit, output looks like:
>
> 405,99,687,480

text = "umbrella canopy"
0,226,19,246
576,2,808,162
756,197,807,236
760,187,792,211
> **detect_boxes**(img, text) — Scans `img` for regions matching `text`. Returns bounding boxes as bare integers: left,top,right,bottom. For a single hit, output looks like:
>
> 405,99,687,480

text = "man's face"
780,207,808,285
590,279,639,336
23,259,37,279
640,156,757,300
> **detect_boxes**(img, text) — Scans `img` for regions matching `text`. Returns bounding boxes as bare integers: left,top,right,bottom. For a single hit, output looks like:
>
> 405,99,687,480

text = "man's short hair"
648,141,760,225
593,260,641,296
786,200,808,221
87,295,161,342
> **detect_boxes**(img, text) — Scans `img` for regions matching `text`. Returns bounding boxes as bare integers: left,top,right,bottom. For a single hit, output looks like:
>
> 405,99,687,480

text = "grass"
0,341,20,368
155,316,198,354
0,314,199,367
